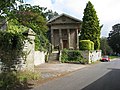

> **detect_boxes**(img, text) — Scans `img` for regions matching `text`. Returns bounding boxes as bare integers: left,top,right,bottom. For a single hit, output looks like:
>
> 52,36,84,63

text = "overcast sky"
25,0,120,37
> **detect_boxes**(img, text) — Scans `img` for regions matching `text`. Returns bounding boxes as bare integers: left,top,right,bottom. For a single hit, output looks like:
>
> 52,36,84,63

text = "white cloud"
26,0,52,9
25,0,120,37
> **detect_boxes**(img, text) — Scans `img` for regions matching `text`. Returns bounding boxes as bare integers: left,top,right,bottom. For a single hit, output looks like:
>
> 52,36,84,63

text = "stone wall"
81,50,102,64
34,51,46,66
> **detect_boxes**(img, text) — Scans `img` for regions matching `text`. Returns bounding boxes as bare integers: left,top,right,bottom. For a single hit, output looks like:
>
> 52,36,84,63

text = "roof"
47,13,81,23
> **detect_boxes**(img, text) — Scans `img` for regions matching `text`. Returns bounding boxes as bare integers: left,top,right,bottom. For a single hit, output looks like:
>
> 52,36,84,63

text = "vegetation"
11,4,48,51
0,0,23,15
0,70,40,90
1,1,59,51
79,40,94,50
0,31,27,89
108,24,120,54
109,55,120,59
80,1,101,50
100,37,113,55
17,71,40,83
61,49,88,64
0,0,43,89
47,10,59,20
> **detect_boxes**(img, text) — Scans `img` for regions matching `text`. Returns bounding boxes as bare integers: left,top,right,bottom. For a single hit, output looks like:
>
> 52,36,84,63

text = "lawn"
109,55,120,59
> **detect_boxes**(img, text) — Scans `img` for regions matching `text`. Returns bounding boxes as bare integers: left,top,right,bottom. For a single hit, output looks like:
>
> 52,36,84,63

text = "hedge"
61,49,87,63
79,40,94,50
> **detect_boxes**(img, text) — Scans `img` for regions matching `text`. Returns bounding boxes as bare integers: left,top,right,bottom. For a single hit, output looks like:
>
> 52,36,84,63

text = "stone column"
23,29,36,72
76,29,79,49
67,29,70,48
51,29,54,51
59,29,63,50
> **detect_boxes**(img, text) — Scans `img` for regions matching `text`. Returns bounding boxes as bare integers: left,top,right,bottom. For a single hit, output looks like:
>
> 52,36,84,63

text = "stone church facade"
47,13,81,51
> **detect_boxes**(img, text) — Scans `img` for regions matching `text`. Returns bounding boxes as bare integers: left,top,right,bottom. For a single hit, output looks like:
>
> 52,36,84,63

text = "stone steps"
48,51,59,63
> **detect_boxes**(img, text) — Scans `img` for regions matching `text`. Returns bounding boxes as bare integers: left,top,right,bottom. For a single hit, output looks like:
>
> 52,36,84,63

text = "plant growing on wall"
80,1,101,50
0,31,26,89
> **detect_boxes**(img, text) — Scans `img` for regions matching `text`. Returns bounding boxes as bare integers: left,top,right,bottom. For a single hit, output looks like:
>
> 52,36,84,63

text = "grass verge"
109,56,120,59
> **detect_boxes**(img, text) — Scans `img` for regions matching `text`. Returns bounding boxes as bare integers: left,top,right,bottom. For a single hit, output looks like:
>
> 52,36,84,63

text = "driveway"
35,63,87,79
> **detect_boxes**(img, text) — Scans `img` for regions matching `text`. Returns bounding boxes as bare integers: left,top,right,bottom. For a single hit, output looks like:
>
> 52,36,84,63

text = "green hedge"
61,49,85,63
91,41,94,50
79,40,94,50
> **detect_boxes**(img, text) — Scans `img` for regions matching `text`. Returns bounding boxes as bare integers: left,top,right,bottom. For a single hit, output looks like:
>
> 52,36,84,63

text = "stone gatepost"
23,29,36,72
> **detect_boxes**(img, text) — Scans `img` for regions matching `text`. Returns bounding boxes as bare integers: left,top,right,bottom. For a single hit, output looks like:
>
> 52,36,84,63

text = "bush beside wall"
91,41,94,50
61,49,87,64
79,40,94,50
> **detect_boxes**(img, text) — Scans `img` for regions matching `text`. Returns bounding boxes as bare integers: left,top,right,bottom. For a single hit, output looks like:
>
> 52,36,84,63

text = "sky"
25,0,120,37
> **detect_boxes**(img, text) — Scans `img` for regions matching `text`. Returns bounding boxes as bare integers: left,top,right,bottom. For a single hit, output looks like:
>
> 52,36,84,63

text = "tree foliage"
12,4,49,51
47,10,59,20
108,24,120,54
100,37,112,55
12,4,59,51
0,0,23,29
0,1,32,89
0,0,23,15
0,1,59,51
80,1,101,50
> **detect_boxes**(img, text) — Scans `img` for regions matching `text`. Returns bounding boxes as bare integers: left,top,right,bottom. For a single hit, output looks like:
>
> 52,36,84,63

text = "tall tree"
80,1,101,50
100,37,112,55
108,24,120,54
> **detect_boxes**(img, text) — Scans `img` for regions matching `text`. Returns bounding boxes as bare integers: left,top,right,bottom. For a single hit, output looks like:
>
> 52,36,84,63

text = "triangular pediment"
48,13,81,24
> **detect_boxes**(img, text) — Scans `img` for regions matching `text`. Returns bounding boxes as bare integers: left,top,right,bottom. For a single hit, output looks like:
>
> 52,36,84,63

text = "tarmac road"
32,58,120,90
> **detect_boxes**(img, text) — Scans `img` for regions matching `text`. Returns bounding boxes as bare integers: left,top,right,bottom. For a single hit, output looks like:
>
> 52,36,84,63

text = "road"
32,58,120,90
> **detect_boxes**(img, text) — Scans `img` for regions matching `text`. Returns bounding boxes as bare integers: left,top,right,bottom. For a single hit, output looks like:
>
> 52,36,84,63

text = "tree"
108,24,120,54
14,4,59,51
0,0,22,15
80,1,101,50
0,0,23,29
13,4,49,51
100,37,112,55
47,10,59,20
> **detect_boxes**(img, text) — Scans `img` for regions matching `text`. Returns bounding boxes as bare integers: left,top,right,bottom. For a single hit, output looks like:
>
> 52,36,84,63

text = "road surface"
32,58,120,90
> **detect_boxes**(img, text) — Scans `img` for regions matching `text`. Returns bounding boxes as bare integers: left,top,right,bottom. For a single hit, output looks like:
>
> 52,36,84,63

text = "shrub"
61,49,83,63
91,41,94,50
79,40,94,50
17,71,41,83
61,49,68,63
0,72,19,90
0,71,41,90
0,31,26,89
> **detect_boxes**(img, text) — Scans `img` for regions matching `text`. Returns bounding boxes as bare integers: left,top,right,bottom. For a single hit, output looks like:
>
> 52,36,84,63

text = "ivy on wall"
0,31,25,72
0,31,27,89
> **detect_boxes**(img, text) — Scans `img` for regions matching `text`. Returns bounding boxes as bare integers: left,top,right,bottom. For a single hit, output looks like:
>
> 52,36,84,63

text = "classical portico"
47,13,81,51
